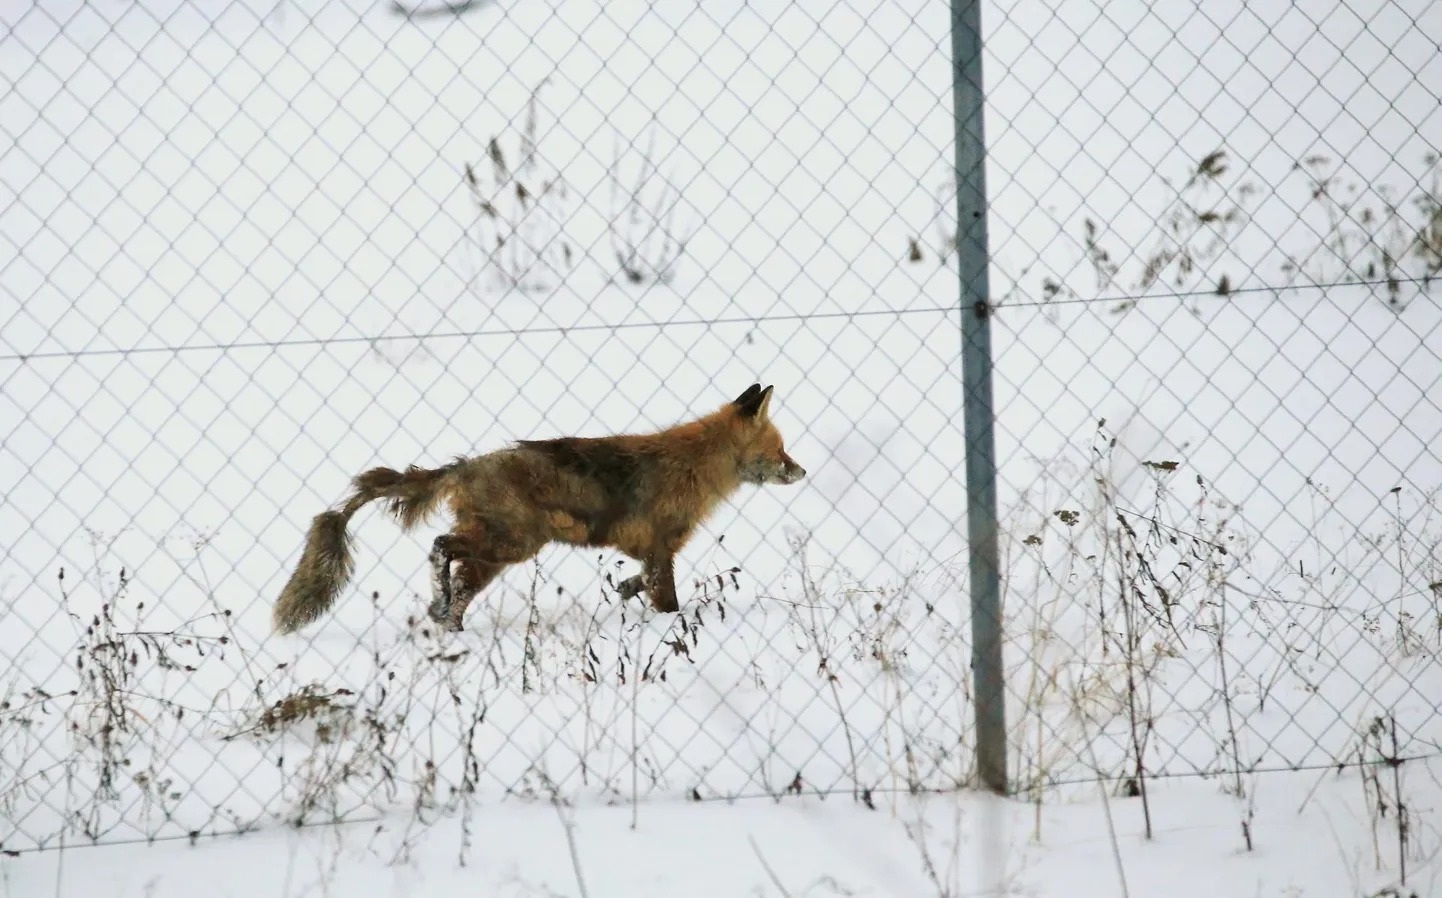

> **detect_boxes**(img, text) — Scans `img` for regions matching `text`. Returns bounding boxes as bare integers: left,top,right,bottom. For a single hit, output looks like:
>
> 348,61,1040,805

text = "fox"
271,384,806,635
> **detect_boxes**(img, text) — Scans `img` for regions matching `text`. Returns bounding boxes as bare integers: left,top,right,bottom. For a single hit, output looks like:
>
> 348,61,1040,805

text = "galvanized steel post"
951,0,1007,795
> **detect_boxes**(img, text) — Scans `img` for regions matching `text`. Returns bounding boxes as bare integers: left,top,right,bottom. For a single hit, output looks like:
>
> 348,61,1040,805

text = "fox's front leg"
616,551,679,613
646,552,679,613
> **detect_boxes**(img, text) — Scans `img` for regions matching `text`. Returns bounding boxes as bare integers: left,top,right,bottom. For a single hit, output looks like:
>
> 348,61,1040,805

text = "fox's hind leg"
426,535,460,628
427,532,486,630
429,557,501,632
426,525,541,631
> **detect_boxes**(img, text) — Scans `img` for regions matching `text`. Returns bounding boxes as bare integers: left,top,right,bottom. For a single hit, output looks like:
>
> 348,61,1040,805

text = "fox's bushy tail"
272,462,459,634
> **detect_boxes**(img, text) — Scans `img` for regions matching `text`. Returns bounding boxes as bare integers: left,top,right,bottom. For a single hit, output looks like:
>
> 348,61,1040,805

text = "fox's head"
731,384,806,486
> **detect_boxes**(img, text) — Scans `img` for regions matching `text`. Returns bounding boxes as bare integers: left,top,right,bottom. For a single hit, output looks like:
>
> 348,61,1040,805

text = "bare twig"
389,0,494,19
786,532,862,801
1068,669,1130,898
749,835,796,898
538,773,590,898
608,126,694,284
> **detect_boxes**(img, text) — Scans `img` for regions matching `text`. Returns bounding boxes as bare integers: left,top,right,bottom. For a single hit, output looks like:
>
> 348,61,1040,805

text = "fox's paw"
428,603,466,632
616,574,646,600
426,599,451,626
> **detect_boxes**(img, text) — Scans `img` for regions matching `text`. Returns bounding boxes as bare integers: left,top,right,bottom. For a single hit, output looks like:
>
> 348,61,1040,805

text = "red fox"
272,384,805,634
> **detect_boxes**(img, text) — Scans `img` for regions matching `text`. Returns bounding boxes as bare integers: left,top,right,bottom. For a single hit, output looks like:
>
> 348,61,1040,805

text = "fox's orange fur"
272,384,805,634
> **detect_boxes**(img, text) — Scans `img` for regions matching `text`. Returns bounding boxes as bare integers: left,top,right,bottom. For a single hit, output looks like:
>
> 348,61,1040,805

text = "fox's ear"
733,383,763,416
755,384,774,419
735,384,774,419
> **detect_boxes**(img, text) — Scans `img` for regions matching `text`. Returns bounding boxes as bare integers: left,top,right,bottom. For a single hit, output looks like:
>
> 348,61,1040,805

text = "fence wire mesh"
2,0,1441,856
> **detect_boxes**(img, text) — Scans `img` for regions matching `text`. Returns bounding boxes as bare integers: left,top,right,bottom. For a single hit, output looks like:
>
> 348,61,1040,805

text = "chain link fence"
2,0,1441,856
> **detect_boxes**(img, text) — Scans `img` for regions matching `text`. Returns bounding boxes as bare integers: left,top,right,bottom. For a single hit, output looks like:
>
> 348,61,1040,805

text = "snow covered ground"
7,769,1442,897
3,0,1441,893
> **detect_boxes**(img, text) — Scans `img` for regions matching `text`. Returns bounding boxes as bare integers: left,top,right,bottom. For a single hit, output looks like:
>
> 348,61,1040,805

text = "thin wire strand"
4,274,1434,364
1001,273,1437,309
0,305,959,363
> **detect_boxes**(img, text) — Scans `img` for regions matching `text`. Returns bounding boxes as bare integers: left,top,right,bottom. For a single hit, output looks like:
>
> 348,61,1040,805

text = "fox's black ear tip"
734,383,769,417
734,383,762,404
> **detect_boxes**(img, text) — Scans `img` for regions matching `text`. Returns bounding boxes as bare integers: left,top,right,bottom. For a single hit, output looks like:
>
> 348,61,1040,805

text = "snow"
7,771,1441,896
3,0,1442,893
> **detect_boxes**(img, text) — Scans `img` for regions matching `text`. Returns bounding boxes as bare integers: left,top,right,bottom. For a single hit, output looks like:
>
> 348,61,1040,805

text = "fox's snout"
739,450,806,486
780,452,806,484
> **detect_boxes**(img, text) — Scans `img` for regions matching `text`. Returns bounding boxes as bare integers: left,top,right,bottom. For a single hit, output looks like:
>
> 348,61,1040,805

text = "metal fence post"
951,0,1007,796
